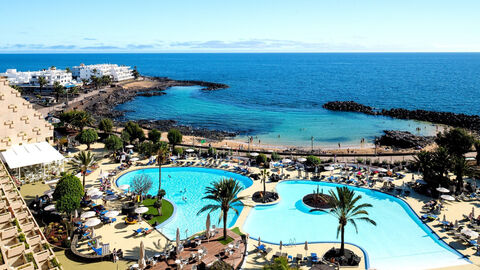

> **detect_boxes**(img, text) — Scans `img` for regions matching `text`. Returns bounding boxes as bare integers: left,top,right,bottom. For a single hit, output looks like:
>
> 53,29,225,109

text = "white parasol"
461,228,479,239
135,206,149,214
130,157,139,162
250,152,259,157
440,195,455,201
185,149,194,153
324,166,335,171
118,184,130,190
44,204,55,211
282,158,292,164
81,211,96,219
84,218,101,227
104,210,120,218
436,187,450,193
298,158,307,162
87,188,100,196
125,145,134,149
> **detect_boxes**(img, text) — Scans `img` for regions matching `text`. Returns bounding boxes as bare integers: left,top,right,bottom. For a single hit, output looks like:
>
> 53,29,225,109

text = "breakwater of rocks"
323,101,480,133
376,130,434,149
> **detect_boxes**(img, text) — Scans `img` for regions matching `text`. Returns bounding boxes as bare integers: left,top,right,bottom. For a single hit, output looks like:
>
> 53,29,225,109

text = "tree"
173,147,183,156
132,66,140,79
156,142,169,194
100,75,112,87
138,141,157,158
53,81,64,103
414,148,451,189
131,174,153,202
90,75,100,89
121,130,131,144
153,189,166,216
104,135,123,152
53,174,83,218
306,155,321,167
271,152,281,161
98,118,114,134
148,129,161,143
260,169,270,203
435,128,474,192
76,129,98,150
208,147,217,156
37,76,47,93
475,141,480,165
65,67,71,73
435,128,474,157
59,110,93,131
197,178,246,240
167,128,182,149
452,156,473,193
124,121,146,143
69,151,96,191
311,186,376,256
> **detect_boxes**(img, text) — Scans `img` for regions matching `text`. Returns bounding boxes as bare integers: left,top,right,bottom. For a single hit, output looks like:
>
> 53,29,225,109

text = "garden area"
141,198,174,226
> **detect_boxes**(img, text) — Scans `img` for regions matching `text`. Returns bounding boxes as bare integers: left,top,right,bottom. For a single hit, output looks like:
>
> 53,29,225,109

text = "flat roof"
0,142,64,169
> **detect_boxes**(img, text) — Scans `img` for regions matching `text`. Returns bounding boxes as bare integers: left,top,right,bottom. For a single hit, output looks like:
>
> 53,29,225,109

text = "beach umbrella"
279,240,283,252
324,166,335,171
130,157,139,162
105,210,120,218
304,241,308,256
91,192,103,200
118,184,130,190
104,195,118,201
282,158,292,164
298,158,307,162
84,218,101,227
125,145,134,149
81,211,96,219
379,168,388,173
87,188,100,196
206,213,211,240
176,228,181,254
250,152,259,157
135,207,149,214
186,148,194,153
440,195,455,201
138,241,146,270
44,204,55,211
436,187,450,193
44,190,54,196
461,228,479,239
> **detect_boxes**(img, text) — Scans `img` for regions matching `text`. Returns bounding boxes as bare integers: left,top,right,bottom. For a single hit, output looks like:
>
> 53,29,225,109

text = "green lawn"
231,227,245,236
142,198,173,226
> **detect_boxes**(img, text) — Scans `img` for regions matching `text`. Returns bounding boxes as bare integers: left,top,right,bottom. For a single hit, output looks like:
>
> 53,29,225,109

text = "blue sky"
1,0,479,52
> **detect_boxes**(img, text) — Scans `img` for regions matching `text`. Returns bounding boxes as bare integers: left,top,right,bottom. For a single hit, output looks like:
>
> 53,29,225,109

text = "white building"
0,67,77,88
71,63,134,82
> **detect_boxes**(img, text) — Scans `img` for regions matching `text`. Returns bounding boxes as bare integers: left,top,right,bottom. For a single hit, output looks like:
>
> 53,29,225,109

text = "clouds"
0,39,370,52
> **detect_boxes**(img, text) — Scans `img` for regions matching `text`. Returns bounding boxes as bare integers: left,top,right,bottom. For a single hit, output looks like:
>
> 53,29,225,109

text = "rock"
376,130,434,149
322,101,376,115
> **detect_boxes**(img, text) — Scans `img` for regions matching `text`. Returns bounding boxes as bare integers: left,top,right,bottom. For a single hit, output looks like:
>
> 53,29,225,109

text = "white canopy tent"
0,142,65,182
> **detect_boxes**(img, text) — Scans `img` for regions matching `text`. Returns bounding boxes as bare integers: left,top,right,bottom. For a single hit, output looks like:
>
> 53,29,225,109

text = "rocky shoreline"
323,101,480,134
64,76,234,140
376,130,434,149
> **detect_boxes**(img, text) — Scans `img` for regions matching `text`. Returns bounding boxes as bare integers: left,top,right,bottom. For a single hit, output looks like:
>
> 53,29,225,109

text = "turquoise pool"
242,181,470,270
116,167,252,240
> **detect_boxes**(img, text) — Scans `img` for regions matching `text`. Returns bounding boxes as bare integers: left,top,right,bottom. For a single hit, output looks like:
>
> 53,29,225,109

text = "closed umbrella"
279,240,283,252
454,220,459,229
84,218,101,227
304,241,308,256
258,237,261,246
81,211,96,219
472,207,475,218
138,241,146,269
74,209,78,219
206,213,211,240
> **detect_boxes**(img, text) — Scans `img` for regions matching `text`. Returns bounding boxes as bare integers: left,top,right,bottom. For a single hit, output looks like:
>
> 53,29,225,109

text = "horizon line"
1,51,480,54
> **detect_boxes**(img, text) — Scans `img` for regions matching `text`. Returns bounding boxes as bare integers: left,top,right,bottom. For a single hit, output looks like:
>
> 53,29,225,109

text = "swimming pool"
116,167,253,240
242,181,470,270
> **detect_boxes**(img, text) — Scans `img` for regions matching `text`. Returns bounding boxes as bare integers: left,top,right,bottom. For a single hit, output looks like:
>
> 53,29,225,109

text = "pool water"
116,167,252,240
242,181,470,270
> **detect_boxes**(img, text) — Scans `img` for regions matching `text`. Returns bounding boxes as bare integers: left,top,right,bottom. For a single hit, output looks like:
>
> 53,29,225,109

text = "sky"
1,0,479,53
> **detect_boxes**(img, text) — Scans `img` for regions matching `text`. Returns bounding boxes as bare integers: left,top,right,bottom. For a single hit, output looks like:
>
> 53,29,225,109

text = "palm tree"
452,157,473,194
260,169,270,203
37,76,47,94
197,178,246,240
311,186,376,256
69,151,97,191
53,81,64,103
156,143,169,194
154,189,166,216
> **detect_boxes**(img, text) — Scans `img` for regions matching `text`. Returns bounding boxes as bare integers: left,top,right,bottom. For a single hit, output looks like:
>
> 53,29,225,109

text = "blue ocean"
1,53,479,147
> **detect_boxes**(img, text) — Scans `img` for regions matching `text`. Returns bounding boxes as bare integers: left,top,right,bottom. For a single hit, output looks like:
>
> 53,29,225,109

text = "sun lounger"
133,228,144,235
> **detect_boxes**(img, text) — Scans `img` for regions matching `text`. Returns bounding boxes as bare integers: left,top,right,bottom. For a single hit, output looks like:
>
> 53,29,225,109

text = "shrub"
256,153,268,165
148,129,162,143
138,141,156,158
208,147,217,156
124,121,145,143
366,158,371,165
173,147,184,156
357,158,364,164
306,155,321,166
271,152,281,161
53,174,83,216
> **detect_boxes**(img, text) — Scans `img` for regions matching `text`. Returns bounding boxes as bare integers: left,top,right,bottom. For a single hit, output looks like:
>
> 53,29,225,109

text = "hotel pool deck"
242,180,470,270
116,167,253,240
